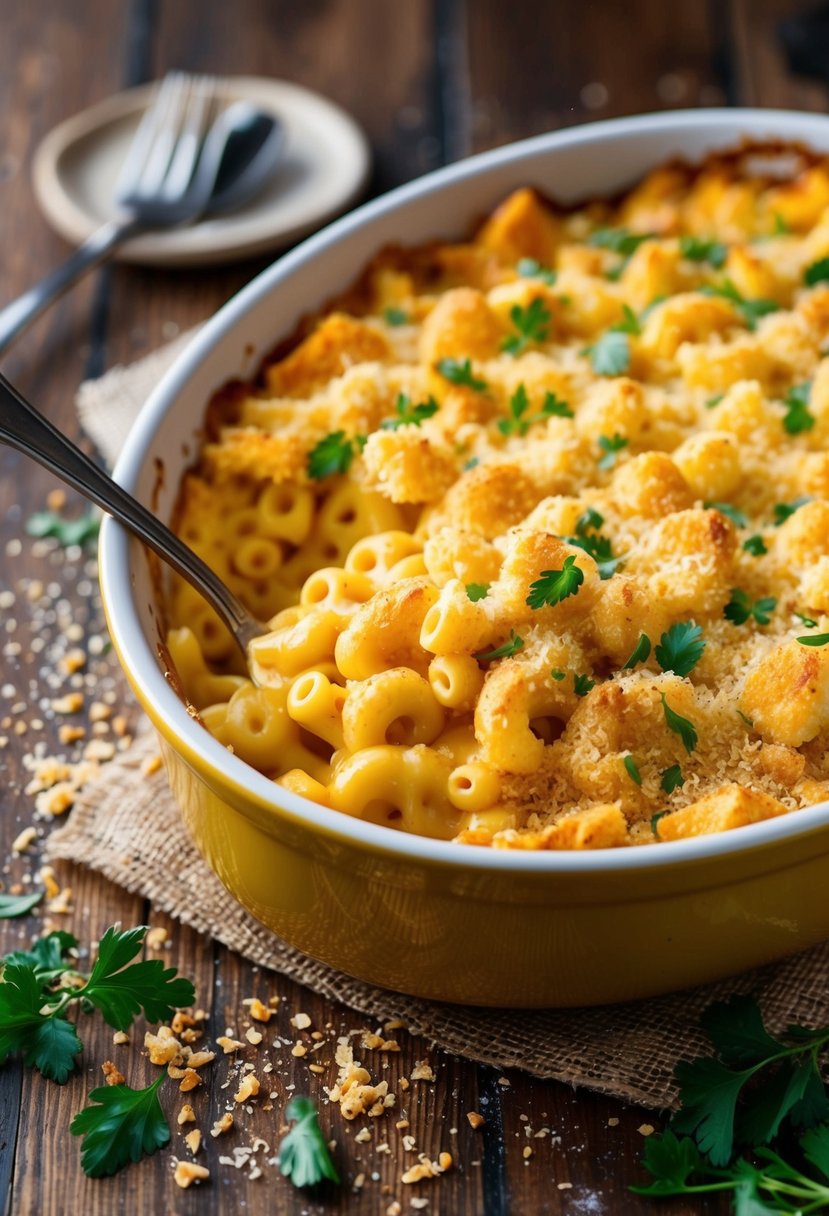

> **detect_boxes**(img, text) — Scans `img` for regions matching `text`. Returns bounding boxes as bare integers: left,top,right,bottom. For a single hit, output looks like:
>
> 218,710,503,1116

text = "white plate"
32,76,371,266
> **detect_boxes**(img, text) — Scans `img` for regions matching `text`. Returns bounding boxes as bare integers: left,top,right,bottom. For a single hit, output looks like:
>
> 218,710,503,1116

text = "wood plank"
732,0,829,109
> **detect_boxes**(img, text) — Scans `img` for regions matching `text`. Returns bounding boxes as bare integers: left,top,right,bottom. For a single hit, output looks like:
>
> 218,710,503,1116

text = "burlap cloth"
47,331,829,1111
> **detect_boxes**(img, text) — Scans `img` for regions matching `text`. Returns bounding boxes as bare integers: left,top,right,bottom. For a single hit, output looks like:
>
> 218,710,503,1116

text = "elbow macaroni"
168,149,829,848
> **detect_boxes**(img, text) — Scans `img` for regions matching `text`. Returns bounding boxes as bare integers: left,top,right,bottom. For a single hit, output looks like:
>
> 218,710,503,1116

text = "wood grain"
2,0,827,1212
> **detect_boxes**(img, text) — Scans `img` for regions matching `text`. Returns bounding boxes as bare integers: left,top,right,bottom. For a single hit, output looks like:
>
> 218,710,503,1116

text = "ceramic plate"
32,75,371,266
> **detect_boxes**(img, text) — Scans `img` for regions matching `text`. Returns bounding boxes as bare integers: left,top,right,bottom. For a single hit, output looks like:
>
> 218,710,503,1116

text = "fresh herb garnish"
517,257,557,286
797,633,829,647
475,631,525,661
661,694,698,754
737,709,755,728
623,755,642,785
380,392,439,429
805,256,829,287
795,611,818,628
597,433,629,471
577,507,604,533
660,764,684,794
279,1095,340,1188
705,393,724,409
587,331,630,376
70,1075,170,1178
0,890,44,919
704,501,748,529
781,381,815,434
566,508,624,579
651,810,669,836
0,925,195,1082
701,279,779,331
465,582,490,602
623,633,651,668
26,510,100,548
573,674,596,697
435,357,489,392
526,554,584,609
307,431,359,479
540,391,574,418
383,306,408,326
654,622,706,678
679,235,728,268
463,456,480,471
497,384,573,436
724,589,777,627
588,227,653,257
501,298,552,356
773,496,811,525
550,669,566,681
743,534,768,556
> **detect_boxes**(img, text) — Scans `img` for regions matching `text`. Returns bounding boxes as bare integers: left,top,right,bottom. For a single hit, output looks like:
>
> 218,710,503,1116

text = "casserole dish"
100,109,829,1008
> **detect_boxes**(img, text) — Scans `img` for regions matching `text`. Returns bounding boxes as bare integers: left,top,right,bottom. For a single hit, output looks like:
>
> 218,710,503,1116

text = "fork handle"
0,218,144,357
0,371,265,655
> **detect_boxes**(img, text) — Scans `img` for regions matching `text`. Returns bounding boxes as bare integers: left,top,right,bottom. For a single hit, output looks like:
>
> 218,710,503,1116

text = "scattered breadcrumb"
410,1060,435,1082
11,826,37,853
101,1061,125,1086
248,998,273,1023
234,1074,260,1103
177,1105,196,1126
638,1123,656,1137
246,1027,263,1045
145,926,168,950
467,1111,485,1129
290,1011,311,1030
184,1129,201,1155
112,1031,129,1046
173,1161,209,1188
217,1035,245,1054
211,1113,234,1137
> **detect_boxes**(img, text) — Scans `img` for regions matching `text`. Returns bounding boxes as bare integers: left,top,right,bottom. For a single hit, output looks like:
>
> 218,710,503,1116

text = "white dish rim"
101,106,829,875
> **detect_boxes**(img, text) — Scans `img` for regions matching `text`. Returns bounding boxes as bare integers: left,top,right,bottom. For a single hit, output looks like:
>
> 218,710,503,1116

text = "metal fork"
0,72,217,356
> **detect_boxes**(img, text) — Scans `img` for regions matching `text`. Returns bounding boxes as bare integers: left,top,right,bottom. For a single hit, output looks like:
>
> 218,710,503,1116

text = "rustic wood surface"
0,2,823,1212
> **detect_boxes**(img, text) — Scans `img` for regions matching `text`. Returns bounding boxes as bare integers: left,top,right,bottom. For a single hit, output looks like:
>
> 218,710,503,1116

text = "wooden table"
0,2,823,1212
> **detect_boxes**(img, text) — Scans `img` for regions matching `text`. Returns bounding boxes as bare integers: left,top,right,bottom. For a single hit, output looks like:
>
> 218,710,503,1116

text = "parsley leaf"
796,611,818,628
679,235,728,268
501,298,551,356
4,931,78,980
701,279,779,331
0,890,44,919
705,393,724,409
465,582,490,602
743,534,768,556
588,227,653,257
383,306,408,326
475,631,524,662
573,674,595,697
307,431,358,479
773,496,811,525
540,390,573,418
623,755,642,785
435,357,488,391
661,693,698,754
279,1095,340,1188
782,381,815,434
805,257,829,287
588,330,630,376
81,925,196,1031
654,622,706,677
704,500,748,528
660,764,684,794
26,510,100,548
623,633,651,668
597,433,629,470
380,392,439,430
550,669,566,681
576,507,604,533
517,257,557,286
0,959,82,1083
497,383,532,436
70,1075,170,1178
566,531,624,580
526,554,584,609
797,633,829,647
724,590,777,627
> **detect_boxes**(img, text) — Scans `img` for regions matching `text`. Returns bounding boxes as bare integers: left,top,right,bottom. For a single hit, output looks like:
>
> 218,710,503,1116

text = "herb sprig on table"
633,996,829,1213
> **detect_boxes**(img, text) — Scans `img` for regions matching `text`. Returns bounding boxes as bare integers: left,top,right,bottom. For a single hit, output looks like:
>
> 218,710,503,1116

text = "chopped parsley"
660,764,684,794
797,632,829,647
501,298,552,356
651,810,669,836
475,631,525,661
550,668,566,681
380,392,439,429
701,279,779,331
71,1076,170,1178
565,526,624,581
773,496,811,525
465,582,490,602
661,693,698,754
26,510,100,548
526,555,584,609
795,611,818,628
497,384,573,436
463,456,480,471
623,754,642,785
703,500,748,529
278,1096,340,1188
588,227,653,257
307,431,359,479
805,256,829,287
705,393,724,410
654,622,706,678
517,257,557,286
383,306,408,326
736,709,755,728
435,357,488,391
678,235,728,268
540,390,574,418
781,381,815,434
724,589,777,627
588,330,631,376
597,433,629,471
576,507,604,533
0,890,44,919
623,633,651,668
742,534,768,556
573,674,596,697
